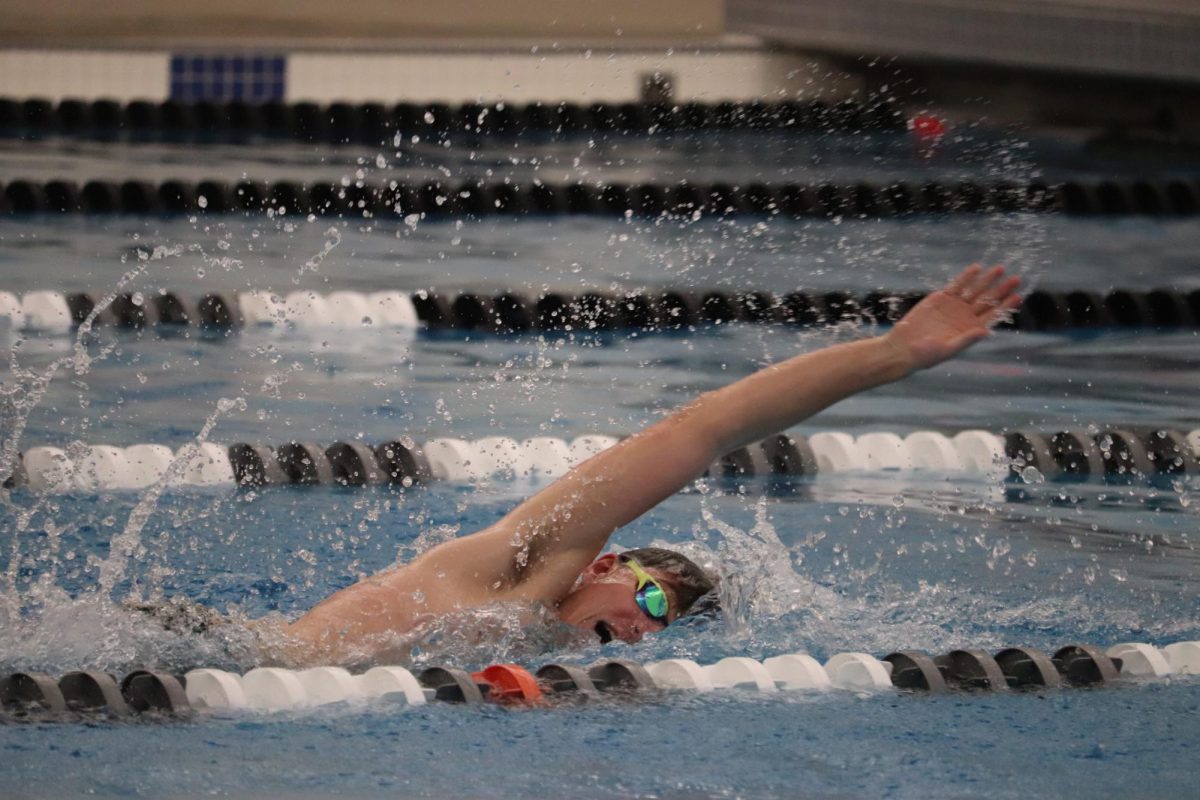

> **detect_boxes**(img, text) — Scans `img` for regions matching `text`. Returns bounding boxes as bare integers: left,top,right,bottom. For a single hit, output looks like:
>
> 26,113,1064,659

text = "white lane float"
422,437,477,481
0,290,25,331
762,653,831,691
366,291,419,328
356,666,427,706
905,431,964,472
646,659,714,692
472,436,522,478
76,445,134,491
325,291,373,329
123,444,176,488
297,666,362,706
21,446,77,492
237,290,286,325
183,668,247,711
1162,641,1200,675
824,652,893,691
1187,431,1200,461
241,667,309,711
856,432,913,471
953,430,1006,474
284,290,336,329
703,657,777,692
1106,643,1172,678
514,437,573,479
569,435,621,466
174,442,235,488
808,432,865,472
21,290,73,331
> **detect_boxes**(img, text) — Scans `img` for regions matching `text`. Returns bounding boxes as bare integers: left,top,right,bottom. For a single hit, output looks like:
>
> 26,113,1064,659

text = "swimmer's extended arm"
437,266,1021,604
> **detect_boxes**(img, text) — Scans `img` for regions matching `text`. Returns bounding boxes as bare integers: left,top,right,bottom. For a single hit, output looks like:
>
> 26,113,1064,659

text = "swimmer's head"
556,547,717,644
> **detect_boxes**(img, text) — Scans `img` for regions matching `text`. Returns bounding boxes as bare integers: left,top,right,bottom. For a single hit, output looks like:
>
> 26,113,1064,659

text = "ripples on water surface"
0,131,1198,799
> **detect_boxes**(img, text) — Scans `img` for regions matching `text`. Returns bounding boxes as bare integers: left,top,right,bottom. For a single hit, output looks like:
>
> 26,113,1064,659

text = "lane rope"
3,640,1196,720
0,97,905,142
2,287,1197,333
3,177,1199,217
6,428,1197,492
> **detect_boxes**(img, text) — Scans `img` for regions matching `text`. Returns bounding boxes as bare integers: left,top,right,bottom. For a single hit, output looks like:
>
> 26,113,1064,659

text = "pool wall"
0,44,853,105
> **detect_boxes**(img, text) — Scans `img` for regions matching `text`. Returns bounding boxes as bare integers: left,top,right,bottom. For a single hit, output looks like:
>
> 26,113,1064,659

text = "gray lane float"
58,670,129,715
0,672,68,715
120,670,190,714
994,648,1063,689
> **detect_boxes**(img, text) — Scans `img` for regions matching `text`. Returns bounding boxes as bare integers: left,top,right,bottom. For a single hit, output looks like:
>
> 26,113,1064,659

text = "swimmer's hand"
885,264,1021,372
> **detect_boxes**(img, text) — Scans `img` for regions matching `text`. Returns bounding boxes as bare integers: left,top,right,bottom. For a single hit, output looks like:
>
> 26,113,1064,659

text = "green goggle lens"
625,557,670,622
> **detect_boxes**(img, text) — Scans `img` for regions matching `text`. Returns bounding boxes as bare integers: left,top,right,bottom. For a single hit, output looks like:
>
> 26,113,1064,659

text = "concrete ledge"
0,0,724,47
730,0,1200,84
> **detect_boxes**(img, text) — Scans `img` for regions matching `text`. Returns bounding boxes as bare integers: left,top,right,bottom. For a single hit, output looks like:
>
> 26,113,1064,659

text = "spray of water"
96,395,246,598
0,230,329,673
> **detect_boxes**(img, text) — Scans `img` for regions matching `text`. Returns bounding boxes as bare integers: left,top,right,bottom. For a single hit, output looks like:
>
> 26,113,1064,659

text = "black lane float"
5,286,1200,334
0,97,904,143
2,177,1199,218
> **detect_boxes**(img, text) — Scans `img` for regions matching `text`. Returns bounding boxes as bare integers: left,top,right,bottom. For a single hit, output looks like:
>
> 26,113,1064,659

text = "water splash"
96,395,246,598
0,260,157,620
294,226,342,284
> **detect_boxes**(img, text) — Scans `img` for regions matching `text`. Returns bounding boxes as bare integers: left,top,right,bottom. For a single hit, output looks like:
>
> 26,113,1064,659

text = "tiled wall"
0,50,168,101
285,50,837,104
0,47,852,103
169,55,286,103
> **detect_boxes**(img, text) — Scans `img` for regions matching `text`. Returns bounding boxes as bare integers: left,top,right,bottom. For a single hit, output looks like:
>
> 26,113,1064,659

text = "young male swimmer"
266,265,1021,664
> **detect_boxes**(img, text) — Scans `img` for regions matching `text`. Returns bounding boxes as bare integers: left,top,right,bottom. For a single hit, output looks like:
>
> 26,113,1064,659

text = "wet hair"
619,547,718,619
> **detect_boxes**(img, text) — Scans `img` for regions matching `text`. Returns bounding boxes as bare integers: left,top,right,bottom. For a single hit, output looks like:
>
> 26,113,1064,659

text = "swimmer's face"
556,553,677,644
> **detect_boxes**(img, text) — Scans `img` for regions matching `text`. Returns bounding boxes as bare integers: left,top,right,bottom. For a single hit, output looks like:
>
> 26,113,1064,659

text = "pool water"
1,130,1199,799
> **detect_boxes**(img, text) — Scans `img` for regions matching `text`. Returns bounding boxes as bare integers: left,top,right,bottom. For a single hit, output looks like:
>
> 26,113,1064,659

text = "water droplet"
1020,465,1044,484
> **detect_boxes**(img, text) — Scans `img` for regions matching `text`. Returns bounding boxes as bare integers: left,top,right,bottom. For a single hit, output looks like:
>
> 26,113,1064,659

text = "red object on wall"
911,114,946,140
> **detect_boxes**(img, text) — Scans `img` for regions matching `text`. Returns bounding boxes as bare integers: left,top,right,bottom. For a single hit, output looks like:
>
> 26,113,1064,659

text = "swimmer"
264,264,1021,664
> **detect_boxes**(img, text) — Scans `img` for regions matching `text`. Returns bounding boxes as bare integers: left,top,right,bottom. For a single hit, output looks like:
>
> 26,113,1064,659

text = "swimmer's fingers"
983,290,1023,325
972,274,1022,317
945,264,983,298
962,264,1008,303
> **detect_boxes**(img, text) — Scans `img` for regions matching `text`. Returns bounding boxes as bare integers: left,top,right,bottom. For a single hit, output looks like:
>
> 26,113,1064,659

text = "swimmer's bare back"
283,265,1022,665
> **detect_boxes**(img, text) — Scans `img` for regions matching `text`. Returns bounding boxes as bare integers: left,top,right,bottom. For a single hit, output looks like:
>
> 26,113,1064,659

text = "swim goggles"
622,556,670,624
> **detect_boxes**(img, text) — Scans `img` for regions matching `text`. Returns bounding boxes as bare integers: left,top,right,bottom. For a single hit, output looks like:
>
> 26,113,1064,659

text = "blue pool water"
2,132,1199,799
